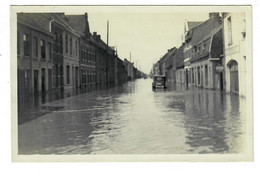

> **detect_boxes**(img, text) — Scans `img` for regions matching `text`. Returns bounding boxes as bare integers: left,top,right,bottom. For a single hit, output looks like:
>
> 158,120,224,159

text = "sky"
65,7,210,74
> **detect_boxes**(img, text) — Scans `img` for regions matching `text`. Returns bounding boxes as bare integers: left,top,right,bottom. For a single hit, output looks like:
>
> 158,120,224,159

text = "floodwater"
18,79,246,154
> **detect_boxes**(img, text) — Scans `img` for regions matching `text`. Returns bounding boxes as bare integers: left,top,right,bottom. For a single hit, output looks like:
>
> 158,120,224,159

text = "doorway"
34,70,39,93
229,60,239,93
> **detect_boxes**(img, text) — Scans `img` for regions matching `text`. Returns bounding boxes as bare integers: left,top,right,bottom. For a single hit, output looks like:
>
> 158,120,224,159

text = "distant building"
124,59,134,80
152,62,160,76
223,12,247,97
174,44,185,84
90,32,115,87
164,47,177,83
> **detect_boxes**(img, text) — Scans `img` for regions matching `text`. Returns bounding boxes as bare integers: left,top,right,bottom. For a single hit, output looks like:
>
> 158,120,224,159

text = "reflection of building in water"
181,89,243,153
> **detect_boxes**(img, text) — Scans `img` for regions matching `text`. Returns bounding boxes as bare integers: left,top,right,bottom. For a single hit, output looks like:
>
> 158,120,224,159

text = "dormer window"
202,43,206,53
197,46,200,55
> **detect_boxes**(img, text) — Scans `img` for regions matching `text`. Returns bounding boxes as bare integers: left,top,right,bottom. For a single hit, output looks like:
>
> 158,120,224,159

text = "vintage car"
152,75,166,89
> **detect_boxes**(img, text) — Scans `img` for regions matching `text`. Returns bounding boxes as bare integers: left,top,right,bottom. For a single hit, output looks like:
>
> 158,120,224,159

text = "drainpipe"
49,18,55,32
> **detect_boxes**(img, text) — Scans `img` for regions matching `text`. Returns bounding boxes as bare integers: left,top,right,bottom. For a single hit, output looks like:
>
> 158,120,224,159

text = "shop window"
205,65,208,86
197,67,201,85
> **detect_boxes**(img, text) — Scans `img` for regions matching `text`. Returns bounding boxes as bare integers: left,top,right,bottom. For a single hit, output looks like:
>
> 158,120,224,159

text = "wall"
223,13,247,97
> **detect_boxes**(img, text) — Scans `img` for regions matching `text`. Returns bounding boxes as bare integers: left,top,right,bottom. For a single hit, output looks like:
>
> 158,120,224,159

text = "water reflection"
18,79,246,154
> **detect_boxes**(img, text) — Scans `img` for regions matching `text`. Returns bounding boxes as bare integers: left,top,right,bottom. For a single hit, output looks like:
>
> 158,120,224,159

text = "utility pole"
107,21,109,47
106,20,109,87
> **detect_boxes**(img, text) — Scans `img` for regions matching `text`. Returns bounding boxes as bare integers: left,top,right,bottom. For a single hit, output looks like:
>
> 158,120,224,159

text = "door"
75,67,78,87
185,69,189,85
48,69,52,90
60,65,63,89
41,69,46,92
34,70,39,93
229,60,239,93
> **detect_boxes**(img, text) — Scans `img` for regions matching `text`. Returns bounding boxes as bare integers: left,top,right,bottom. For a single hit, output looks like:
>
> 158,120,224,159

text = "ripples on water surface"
18,79,246,154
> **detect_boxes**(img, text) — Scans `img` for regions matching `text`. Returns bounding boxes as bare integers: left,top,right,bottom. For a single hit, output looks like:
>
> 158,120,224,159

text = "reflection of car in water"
152,75,166,89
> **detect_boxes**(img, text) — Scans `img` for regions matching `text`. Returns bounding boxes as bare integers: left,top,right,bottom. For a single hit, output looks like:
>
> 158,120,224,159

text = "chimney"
84,12,90,38
84,12,88,19
209,12,220,19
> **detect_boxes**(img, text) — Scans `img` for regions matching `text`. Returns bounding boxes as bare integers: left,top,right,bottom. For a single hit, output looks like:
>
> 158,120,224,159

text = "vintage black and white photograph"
11,6,253,161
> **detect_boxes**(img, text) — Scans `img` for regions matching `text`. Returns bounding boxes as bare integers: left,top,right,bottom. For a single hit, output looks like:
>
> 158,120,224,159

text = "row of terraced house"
152,12,248,97
17,13,140,103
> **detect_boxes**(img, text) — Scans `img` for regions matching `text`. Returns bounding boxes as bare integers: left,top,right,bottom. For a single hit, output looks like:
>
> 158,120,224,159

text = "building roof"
197,24,223,46
48,13,81,37
164,48,177,68
90,34,115,55
64,14,90,37
191,24,223,62
186,15,221,46
175,44,185,68
187,21,202,31
17,13,53,36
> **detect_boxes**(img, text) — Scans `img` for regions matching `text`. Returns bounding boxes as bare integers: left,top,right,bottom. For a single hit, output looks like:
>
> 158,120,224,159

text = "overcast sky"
66,7,210,74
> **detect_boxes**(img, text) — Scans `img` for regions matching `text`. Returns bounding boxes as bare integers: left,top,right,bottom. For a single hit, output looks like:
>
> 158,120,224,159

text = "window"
228,17,232,45
192,68,195,84
66,65,70,84
54,33,62,54
202,43,206,53
88,50,90,62
17,32,20,55
242,19,246,39
83,49,86,61
33,37,38,58
205,65,208,86
70,37,72,55
81,46,84,61
85,49,87,62
244,56,246,73
40,40,46,59
48,42,52,60
197,67,201,85
65,34,68,53
23,34,30,56
54,33,58,53
75,41,78,56
197,46,200,56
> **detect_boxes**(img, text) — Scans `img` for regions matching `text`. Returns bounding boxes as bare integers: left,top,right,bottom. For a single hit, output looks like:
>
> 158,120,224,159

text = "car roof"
153,75,166,77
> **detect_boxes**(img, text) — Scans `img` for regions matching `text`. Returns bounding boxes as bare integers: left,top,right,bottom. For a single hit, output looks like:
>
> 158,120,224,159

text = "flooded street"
18,79,246,154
